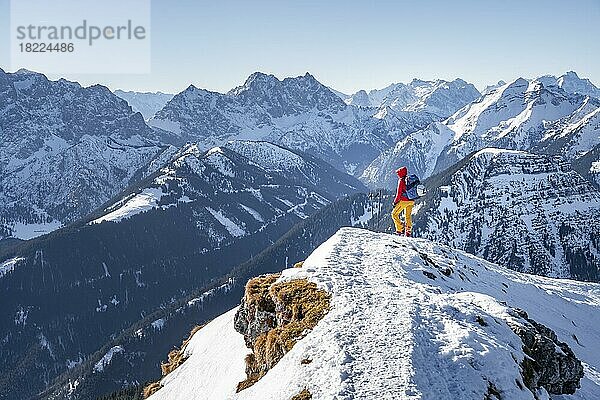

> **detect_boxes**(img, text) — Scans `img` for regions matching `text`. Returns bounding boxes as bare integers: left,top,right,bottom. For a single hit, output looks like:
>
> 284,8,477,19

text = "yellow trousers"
391,201,414,234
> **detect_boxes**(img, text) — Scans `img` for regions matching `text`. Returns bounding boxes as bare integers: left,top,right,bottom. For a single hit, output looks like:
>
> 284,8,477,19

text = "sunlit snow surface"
91,188,166,224
148,309,249,400
0,257,25,278
93,346,124,373
149,228,600,399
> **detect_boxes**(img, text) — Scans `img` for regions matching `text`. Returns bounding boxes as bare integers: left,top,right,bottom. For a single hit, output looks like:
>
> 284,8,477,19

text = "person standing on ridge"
391,166,414,236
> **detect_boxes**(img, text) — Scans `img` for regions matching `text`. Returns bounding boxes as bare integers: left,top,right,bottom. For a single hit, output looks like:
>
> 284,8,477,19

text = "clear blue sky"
0,0,598,94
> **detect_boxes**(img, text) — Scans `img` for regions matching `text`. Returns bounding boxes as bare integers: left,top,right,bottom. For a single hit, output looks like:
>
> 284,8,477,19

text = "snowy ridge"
224,140,367,195
148,228,600,399
363,72,600,188
89,142,361,247
91,187,167,224
344,78,480,118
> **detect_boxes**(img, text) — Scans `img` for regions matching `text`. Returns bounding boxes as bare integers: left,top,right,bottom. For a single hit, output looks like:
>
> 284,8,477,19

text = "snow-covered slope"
437,79,587,172
344,78,480,118
148,228,600,399
114,89,174,120
534,96,600,161
414,148,600,281
90,144,340,241
148,72,435,175
0,68,175,240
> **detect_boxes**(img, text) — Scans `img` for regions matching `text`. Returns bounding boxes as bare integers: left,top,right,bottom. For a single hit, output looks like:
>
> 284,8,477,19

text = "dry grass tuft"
293,261,304,268
143,324,205,398
143,382,162,398
245,274,281,314
291,388,312,400
267,279,330,354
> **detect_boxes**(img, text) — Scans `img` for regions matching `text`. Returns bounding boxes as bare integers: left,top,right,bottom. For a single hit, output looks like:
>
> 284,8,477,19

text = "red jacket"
394,167,409,204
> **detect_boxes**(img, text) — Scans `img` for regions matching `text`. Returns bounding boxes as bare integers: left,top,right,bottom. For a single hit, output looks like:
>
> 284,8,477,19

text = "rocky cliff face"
508,308,584,395
233,273,330,391
413,148,600,281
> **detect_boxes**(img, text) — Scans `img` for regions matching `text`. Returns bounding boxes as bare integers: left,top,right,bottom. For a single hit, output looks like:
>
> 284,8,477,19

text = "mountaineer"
391,167,424,236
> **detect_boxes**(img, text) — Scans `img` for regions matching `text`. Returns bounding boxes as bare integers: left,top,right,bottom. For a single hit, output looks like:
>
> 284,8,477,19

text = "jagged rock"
509,309,584,395
234,297,277,349
234,274,279,348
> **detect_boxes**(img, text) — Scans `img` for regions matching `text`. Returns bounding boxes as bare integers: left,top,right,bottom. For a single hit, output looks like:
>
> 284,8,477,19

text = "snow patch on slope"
92,188,166,224
206,207,246,237
0,257,25,278
93,346,124,373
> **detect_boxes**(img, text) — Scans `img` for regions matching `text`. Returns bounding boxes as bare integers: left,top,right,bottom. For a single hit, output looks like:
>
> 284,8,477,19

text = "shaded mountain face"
0,143,364,400
361,74,600,190
343,78,480,118
34,193,373,400
0,69,175,240
360,121,455,189
113,90,174,120
413,148,600,281
143,228,599,399
223,140,367,197
148,72,437,175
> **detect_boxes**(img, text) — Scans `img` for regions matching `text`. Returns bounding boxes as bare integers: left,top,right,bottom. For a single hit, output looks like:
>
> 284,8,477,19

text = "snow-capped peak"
535,71,600,99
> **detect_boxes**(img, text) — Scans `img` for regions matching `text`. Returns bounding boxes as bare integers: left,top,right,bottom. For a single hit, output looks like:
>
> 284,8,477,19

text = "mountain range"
0,67,599,400
362,71,600,190
0,68,176,241
148,72,479,175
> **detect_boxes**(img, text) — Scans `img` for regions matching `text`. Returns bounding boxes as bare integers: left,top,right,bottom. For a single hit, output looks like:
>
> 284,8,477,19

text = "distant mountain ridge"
114,90,174,120
343,78,480,118
148,72,480,175
0,68,176,240
361,71,600,189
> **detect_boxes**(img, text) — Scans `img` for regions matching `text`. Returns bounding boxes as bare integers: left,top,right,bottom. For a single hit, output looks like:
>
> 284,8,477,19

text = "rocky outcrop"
234,273,330,391
509,309,584,395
